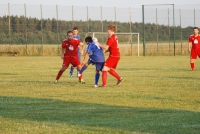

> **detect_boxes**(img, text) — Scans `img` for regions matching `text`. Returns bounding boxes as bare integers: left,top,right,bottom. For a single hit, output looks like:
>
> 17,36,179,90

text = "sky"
0,0,200,8
0,0,199,27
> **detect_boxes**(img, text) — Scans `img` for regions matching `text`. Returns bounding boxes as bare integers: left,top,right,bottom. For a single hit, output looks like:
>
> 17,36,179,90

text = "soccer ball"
92,37,98,42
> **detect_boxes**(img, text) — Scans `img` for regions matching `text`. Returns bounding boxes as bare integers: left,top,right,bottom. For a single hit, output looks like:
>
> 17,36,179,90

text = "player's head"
193,27,199,35
107,25,115,35
73,27,79,36
85,36,93,45
67,31,73,40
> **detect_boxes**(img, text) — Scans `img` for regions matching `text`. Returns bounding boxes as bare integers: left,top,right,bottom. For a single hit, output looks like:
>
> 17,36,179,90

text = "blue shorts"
88,59,104,71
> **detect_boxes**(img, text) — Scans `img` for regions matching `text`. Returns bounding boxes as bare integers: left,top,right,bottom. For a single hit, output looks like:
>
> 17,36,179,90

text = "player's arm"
79,42,85,55
188,37,191,53
61,41,66,59
188,42,191,53
81,45,93,65
81,52,89,65
61,47,65,59
98,44,109,53
104,49,109,53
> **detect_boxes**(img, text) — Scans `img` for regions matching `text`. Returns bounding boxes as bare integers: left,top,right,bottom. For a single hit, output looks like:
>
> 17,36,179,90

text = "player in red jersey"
98,25,123,87
54,31,85,84
188,27,200,71
69,27,82,77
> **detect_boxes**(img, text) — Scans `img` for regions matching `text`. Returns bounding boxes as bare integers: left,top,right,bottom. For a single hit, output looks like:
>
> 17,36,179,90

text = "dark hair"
194,27,199,30
85,36,93,43
67,31,73,35
73,27,78,30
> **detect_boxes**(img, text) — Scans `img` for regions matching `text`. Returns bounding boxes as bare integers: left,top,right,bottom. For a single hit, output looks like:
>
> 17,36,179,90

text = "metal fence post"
179,9,182,54
72,5,74,27
129,7,133,55
40,4,43,55
87,6,89,32
56,5,60,55
168,8,170,53
114,7,117,33
56,5,59,42
24,3,27,55
194,9,196,27
100,6,103,43
8,3,11,45
142,5,145,56
173,4,175,56
156,8,158,52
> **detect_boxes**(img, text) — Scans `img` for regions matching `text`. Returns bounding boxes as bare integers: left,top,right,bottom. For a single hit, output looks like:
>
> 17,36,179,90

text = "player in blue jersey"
79,36,105,87
69,27,83,77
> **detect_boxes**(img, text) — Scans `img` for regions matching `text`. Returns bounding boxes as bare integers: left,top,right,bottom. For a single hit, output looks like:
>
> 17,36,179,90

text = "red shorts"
63,56,80,68
104,56,120,69
190,49,200,59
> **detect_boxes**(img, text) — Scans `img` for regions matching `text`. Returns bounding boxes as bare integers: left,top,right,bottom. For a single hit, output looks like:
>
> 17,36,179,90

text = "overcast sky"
0,0,200,8
0,0,199,27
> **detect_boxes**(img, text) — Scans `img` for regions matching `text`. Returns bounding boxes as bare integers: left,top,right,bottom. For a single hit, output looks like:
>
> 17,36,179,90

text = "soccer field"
0,56,200,134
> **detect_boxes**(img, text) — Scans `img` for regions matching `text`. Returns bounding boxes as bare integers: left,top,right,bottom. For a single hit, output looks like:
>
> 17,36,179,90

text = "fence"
0,3,199,56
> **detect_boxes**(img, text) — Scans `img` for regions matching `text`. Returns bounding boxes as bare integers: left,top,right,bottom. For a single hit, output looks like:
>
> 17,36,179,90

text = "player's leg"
77,65,85,84
190,50,197,70
108,68,123,85
101,65,109,87
72,56,85,84
76,49,81,77
69,66,74,77
79,62,90,74
108,59,123,85
94,70,100,88
54,61,69,84
102,57,123,86
190,59,195,70
94,62,104,87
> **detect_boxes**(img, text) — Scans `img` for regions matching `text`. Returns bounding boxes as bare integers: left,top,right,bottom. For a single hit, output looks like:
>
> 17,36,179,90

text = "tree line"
0,15,193,44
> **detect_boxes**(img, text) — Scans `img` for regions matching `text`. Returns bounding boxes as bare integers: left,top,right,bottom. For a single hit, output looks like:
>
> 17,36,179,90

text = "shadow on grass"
0,96,199,133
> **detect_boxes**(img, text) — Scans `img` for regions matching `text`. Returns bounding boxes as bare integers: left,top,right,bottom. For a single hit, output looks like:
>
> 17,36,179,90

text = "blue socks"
79,65,87,74
95,73,100,85
70,66,74,74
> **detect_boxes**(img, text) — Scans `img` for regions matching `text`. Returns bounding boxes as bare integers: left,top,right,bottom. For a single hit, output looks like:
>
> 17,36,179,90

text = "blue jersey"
86,42,105,63
73,35,81,41
73,35,81,60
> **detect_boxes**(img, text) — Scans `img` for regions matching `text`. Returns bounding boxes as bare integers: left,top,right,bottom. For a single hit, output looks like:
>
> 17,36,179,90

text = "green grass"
0,56,200,134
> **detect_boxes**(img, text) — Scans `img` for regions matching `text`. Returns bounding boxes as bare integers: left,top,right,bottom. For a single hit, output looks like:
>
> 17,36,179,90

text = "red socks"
102,69,121,86
56,70,64,80
108,69,121,80
190,63,194,70
79,74,82,81
102,71,107,86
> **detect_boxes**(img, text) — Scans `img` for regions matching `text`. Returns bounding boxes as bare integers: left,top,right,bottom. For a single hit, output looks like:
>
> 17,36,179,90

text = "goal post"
142,4,175,56
85,32,140,56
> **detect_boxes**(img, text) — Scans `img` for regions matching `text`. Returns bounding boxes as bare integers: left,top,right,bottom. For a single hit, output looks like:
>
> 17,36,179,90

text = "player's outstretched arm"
81,52,89,65
79,42,85,55
104,49,109,53
99,45,109,53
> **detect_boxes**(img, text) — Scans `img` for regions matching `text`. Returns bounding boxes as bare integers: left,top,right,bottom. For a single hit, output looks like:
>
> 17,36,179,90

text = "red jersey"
189,34,200,49
106,34,120,57
62,38,80,57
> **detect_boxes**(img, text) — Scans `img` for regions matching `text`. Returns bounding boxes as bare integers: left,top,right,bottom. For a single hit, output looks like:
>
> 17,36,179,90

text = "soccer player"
69,27,82,77
188,27,200,71
98,25,123,87
79,36,105,87
54,31,85,84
